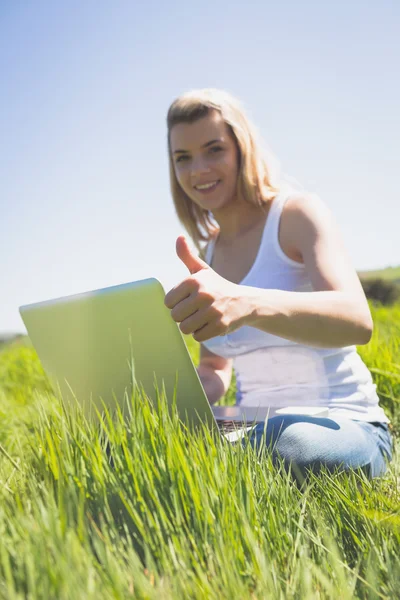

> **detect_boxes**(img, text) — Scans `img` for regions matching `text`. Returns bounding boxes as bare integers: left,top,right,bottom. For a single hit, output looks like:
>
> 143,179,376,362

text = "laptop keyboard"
216,420,256,443
216,420,255,433
217,420,237,432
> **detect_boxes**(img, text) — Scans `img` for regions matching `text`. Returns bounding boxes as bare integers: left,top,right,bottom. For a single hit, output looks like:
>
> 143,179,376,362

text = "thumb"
176,235,209,275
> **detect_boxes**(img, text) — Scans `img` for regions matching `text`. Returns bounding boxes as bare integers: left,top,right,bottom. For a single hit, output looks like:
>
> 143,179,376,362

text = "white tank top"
201,184,389,423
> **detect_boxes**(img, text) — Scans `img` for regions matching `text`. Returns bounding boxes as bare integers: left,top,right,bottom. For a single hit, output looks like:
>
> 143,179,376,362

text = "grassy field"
0,303,399,599
357,265,400,284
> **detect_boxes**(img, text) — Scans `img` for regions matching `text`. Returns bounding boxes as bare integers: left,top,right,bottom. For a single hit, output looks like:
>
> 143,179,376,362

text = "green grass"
357,265,400,284
0,304,399,599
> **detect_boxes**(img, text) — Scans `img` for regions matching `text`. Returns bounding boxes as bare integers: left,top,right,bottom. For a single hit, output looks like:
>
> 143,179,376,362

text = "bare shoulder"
283,191,333,221
279,192,335,262
278,192,312,263
280,191,368,300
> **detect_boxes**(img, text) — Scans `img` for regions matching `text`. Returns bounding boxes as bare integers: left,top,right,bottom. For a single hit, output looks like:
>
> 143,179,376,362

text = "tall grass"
0,303,399,599
358,303,400,433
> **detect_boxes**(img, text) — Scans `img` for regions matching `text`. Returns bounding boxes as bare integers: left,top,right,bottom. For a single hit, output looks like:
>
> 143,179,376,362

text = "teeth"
195,181,218,190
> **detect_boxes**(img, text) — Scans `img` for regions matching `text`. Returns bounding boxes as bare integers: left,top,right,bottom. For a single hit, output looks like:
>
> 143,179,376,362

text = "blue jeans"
241,415,394,481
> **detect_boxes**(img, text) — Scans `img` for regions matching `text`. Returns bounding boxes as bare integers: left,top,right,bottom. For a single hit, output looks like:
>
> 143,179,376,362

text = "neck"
212,198,270,244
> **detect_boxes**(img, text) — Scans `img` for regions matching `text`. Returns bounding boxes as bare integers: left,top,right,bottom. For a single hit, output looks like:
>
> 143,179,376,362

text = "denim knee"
245,416,393,480
272,423,344,475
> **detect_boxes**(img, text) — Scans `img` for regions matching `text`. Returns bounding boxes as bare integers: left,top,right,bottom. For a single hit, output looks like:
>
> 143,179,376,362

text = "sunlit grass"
358,302,400,432
0,303,399,599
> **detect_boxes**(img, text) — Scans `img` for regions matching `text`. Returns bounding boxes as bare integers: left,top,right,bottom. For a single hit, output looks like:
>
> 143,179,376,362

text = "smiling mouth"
194,180,220,192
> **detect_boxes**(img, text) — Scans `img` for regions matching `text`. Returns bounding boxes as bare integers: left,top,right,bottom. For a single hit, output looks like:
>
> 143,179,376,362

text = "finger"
164,279,192,309
176,235,210,275
179,306,209,336
171,294,206,323
192,322,219,343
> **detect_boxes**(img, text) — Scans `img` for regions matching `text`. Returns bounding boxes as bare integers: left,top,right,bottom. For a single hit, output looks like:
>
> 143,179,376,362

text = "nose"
190,155,211,179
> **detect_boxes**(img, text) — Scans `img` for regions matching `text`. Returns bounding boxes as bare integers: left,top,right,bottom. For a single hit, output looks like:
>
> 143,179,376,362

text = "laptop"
19,278,328,442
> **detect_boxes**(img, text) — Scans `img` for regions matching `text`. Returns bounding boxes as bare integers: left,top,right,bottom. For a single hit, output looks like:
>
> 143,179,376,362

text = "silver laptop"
19,278,327,441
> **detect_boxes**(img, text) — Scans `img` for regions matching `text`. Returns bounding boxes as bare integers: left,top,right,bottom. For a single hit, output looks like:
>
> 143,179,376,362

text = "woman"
164,88,393,480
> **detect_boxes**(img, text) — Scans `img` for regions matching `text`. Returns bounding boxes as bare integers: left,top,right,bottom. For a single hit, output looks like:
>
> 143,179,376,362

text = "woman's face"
169,110,240,213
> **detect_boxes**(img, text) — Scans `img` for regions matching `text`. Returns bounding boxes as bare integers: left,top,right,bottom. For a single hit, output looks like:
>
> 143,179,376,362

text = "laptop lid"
19,278,218,430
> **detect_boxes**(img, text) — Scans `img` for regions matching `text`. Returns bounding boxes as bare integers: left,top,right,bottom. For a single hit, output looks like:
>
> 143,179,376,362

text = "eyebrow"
173,138,223,154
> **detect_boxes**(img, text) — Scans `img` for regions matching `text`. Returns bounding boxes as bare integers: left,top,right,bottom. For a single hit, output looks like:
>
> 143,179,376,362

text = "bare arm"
196,344,233,405
241,288,371,348
239,193,373,348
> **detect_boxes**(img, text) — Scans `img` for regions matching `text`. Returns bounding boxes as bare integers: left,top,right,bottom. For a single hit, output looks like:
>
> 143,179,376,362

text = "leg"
243,415,393,482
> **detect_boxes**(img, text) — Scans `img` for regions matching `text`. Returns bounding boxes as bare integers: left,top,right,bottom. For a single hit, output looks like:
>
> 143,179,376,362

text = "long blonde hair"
167,88,281,255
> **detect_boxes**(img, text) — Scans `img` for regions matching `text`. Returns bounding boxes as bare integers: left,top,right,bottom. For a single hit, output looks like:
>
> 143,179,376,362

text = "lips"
194,180,220,192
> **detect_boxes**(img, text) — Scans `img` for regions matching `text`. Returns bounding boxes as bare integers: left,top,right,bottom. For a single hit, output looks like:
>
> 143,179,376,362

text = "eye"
209,146,223,153
175,155,189,163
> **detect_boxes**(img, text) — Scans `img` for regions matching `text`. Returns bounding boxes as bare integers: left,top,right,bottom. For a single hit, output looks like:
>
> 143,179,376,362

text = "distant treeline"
359,277,400,306
0,333,25,348
357,265,400,283
357,265,400,306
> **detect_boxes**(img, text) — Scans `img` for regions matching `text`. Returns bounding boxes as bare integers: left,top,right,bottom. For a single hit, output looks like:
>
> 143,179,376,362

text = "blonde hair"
167,88,281,255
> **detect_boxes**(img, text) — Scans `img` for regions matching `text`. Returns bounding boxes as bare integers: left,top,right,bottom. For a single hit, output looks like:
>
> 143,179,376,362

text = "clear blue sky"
1,0,399,334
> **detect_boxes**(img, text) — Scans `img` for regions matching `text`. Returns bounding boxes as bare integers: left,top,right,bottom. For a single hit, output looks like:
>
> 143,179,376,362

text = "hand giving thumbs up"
164,235,247,342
